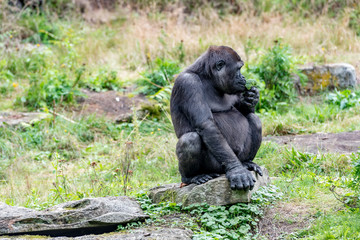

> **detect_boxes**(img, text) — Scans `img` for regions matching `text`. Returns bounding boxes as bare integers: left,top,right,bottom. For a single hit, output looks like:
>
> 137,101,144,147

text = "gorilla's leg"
243,113,263,175
176,132,219,184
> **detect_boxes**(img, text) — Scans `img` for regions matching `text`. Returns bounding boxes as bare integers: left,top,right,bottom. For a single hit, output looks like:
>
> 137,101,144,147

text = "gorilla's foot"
183,173,220,185
243,162,263,176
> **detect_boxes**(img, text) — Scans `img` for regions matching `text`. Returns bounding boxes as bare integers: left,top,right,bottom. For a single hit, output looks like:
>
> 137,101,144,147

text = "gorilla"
170,45,262,191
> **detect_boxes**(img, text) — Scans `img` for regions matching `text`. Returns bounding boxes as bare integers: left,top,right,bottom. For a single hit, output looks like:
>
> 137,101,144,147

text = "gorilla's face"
209,46,246,94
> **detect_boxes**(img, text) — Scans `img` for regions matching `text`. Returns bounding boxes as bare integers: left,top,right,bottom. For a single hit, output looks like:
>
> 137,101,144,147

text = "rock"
264,131,360,154
0,112,51,127
149,166,270,207
298,63,357,93
0,197,148,237
1,227,193,240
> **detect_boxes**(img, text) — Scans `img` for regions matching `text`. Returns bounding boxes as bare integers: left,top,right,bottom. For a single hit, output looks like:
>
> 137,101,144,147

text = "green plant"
23,69,82,108
18,11,62,44
252,41,300,110
281,148,325,174
19,34,84,109
0,59,15,96
350,151,360,193
326,89,360,110
135,185,281,239
137,58,180,96
349,6,360,36
83,69,122,92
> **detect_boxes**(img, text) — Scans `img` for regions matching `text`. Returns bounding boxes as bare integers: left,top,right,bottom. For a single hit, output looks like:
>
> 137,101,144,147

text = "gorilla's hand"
226,166,256,190
243,87,259,109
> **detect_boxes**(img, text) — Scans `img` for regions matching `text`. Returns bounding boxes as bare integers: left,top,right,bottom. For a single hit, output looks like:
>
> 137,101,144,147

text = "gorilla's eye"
215,60,225,71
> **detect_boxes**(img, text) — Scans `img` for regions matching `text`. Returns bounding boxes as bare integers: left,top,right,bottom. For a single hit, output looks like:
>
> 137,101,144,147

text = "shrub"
244,41,305,111
18,11,62,44
82,69,122,92
137,58,180,96
23,69,82,109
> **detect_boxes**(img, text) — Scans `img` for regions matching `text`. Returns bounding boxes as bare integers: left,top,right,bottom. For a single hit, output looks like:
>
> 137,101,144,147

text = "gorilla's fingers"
250,86,258,92
245,92,256,97
245,102,254,108
245,97,255,103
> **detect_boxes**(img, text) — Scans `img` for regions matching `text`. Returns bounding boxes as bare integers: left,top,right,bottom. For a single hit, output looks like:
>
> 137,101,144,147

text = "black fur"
170,46,262,190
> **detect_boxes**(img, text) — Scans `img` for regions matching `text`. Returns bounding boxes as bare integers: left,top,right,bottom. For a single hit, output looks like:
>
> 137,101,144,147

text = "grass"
261,98,360,136
1,1,360,239
0,115,179,208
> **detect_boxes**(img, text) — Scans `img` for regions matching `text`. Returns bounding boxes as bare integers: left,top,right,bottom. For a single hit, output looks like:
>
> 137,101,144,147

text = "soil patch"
259,202,314,239
76,89,149,123
264,131,360,154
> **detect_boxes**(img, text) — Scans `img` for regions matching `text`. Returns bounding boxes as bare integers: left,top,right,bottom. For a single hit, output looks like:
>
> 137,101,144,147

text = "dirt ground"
258,202,314,239
264,131,360,154
75,89,149,123
0,89,150,126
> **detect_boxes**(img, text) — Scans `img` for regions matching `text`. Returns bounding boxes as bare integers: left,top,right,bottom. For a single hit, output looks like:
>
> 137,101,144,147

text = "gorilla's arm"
232,86,263,176
172,73,256,190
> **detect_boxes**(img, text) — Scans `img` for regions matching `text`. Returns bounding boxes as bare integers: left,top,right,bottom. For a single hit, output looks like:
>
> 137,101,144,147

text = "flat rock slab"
0,197,148,237
0,112,50,127
264,131,360,154
1,227,192,240
149,167,270,207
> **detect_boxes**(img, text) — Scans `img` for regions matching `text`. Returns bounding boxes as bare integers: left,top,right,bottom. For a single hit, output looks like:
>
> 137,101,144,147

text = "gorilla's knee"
176,132,202,160
176,132,201,155
177,132,203,180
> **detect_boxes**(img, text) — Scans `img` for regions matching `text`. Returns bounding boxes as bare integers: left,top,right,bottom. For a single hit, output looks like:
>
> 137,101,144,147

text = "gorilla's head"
207,46,246,94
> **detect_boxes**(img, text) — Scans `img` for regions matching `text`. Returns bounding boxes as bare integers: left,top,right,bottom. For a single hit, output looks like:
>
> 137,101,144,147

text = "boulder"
1,227,193,240
149,166,270,207
0,197,148,237
298,63,357,93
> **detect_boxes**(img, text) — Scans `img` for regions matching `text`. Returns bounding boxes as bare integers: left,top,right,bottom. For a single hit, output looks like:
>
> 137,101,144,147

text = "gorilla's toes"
209,173,220,178
244,162,263,176
191,174,218,185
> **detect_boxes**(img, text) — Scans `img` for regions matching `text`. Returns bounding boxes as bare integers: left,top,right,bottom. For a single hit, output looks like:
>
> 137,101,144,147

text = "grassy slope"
1,2,360,239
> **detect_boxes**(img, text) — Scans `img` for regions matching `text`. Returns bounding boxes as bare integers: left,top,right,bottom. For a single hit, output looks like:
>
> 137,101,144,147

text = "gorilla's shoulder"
175,72,201,85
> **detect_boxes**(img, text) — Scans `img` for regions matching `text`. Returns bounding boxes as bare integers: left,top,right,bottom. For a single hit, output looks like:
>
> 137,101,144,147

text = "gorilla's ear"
215,60,225,71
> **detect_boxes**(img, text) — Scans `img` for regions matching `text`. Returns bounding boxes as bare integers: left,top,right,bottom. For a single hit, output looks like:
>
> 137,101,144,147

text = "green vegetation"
326,89,360,110
245,41,306,110
0,0,360,239
136,58,180,96
132,186,282,240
